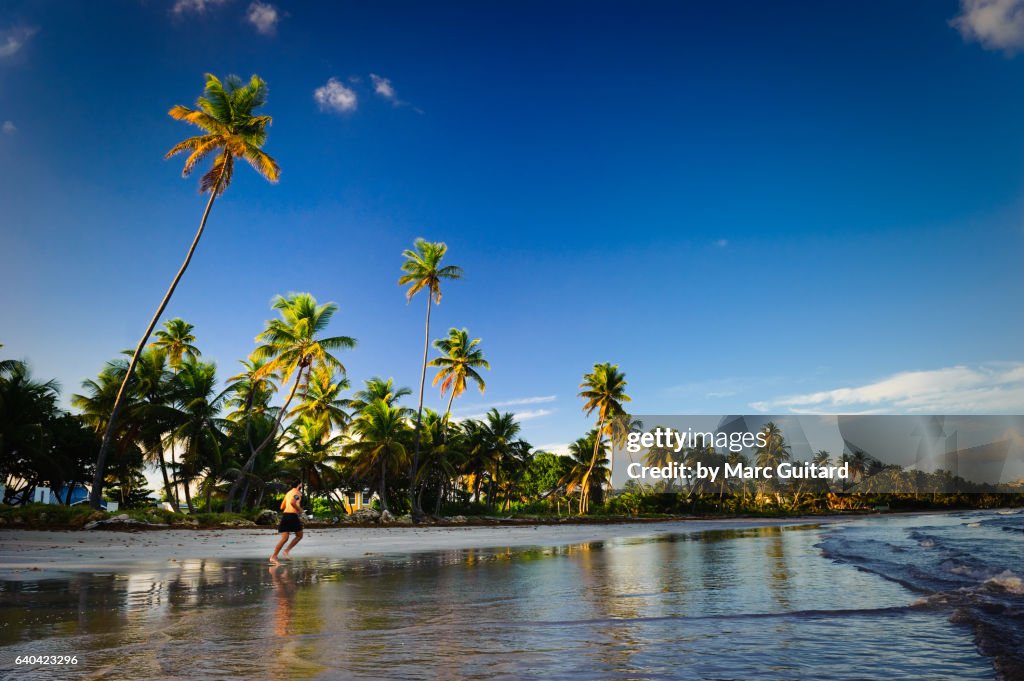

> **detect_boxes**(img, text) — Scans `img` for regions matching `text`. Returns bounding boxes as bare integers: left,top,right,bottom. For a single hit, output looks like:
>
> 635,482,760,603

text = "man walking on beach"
270,481,304,564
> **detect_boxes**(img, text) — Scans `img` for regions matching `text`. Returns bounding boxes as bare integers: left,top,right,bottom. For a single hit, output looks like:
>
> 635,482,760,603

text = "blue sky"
3,0,1024,453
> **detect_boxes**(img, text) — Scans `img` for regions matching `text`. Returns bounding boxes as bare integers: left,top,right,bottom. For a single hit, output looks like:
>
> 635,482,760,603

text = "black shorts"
277,512,303,534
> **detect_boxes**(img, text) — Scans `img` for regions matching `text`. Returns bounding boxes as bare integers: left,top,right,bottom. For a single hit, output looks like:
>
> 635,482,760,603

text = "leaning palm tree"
577,363,630,513
429,328,489,424
398,239,462,518
91,73,280,508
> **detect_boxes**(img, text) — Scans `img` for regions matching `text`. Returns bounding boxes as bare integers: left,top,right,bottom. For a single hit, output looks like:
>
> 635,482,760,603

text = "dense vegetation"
2,73,1020,521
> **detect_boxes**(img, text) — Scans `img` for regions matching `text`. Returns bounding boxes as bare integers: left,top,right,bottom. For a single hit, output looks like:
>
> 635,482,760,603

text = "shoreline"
0,516,853,579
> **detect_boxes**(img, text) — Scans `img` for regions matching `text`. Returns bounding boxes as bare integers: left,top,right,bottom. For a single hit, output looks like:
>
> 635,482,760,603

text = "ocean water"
0,510,1021,680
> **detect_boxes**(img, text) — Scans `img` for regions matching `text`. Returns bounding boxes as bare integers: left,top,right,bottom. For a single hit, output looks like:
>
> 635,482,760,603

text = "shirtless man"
270,481,304,564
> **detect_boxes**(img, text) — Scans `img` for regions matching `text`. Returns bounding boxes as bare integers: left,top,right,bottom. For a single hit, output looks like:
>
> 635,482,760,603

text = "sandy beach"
0,517,847,578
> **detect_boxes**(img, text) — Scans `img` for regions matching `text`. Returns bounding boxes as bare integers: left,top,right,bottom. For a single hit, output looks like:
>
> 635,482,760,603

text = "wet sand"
0,517,847,578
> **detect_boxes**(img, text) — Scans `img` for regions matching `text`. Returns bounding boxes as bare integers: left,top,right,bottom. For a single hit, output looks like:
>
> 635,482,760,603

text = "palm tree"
280,416,344,498
755,421,791,468
91,73,280,508
398,238,463,518
289,364,351,433
169,357,228,512
560,431,610,511
131,347,178,506
347,399,412,513
225,293,355,511
348,377,412,414
478,409,521,510
151,318,200,370
429,328,489,424
0,344,22,376
577,363,631,513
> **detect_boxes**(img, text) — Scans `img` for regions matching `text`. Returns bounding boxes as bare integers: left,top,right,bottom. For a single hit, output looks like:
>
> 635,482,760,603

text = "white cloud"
536,443,571,456
370,73,397,101
713,239,729,248
455,408,554,422
454,395,556,411
751,362,1024,414
951,0,1024,54
2,121,15,134
246,1,279,34
0,26,38,58
172,0,229,15
314,78,357,113
514,409,554,421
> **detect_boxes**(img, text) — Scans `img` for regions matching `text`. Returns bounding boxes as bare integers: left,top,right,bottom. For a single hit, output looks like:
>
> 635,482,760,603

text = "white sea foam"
984,570,1024,595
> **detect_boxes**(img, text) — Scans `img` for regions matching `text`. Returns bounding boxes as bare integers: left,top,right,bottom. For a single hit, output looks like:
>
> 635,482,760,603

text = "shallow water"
0,512,1020,680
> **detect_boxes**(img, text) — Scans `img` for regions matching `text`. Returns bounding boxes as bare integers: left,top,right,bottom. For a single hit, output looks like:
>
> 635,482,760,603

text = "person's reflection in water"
269,564,297,638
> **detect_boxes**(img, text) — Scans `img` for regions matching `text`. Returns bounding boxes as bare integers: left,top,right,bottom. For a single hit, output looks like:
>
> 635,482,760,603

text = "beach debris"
255,510,279,526
83,515,169,531
345,508,381,523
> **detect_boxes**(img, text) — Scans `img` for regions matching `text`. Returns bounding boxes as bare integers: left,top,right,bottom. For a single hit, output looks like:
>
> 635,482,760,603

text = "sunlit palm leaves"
166,74,280,195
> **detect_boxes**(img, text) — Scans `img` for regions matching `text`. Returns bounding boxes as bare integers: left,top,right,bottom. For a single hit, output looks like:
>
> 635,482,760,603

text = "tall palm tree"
429,328,489,424
347,399,412,513
398,238,462,518
225,293,355,511
151,318,200,370
577,363,631,513
91,73,280,508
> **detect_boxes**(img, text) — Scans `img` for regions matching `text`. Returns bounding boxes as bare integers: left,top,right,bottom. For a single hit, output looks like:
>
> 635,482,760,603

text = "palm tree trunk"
183,475,195,513
409,295,432,519
90,181,221,509
169,443,181,507
379,450,389,513
579,417,605,514
157,445,174,508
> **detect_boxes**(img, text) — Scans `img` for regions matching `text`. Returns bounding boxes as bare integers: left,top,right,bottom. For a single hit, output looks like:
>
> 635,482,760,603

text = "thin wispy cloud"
453,395,556,412
246,1,279,35
713,239,729,248
2,121,15,134
951,0,1024,54
172,0,229,15
456,408,554,422
751,363,1024,414
537,443,571,456
0,26,38,58
314,78,357,113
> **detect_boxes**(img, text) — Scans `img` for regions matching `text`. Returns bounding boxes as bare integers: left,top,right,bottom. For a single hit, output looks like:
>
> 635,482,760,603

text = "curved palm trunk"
409,295,432,520
90,183,221,509
578,417,605,514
